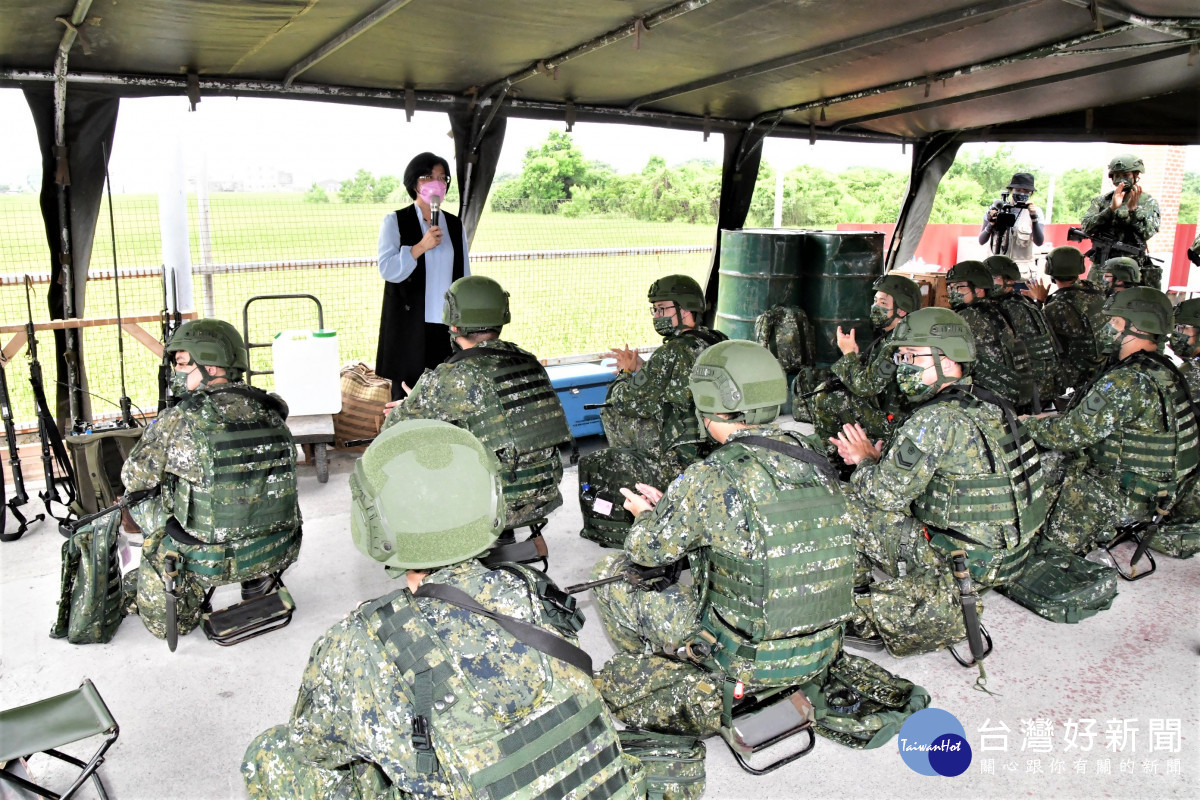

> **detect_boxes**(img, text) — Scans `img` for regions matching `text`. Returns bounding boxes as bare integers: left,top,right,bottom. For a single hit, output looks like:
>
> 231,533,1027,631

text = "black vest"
376,205,466,387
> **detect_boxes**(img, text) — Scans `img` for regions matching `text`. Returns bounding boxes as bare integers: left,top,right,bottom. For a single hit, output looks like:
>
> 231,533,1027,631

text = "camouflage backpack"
999,540,1118,623
800,652,931,750
51,510,124,644
578,447,665,548
617,730,706,800
755,305,815,372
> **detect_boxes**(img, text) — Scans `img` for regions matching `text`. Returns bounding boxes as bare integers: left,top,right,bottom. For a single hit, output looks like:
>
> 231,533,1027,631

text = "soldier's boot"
240,576,274,601
843,592,884,652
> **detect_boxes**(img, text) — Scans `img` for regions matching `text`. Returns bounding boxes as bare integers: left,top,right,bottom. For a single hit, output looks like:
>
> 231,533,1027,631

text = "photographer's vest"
699,435,855,686
1086,352,1200,508
445,343,572,515
164,387,301,579
915,387,1047,587
361,578,636,800
970,299,1034,408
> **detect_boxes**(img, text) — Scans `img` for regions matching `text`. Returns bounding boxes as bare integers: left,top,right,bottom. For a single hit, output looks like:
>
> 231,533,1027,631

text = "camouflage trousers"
1045,458,1152,555
592,553,702,653
243,725,391,800
1152,482,1200,558
844,498,969,658
124,536,207,640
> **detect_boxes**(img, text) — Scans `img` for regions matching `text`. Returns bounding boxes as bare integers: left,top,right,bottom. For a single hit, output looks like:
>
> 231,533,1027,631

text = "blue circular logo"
897,708,972,776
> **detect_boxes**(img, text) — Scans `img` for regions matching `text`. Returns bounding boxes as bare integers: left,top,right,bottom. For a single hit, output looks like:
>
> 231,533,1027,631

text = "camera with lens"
991,191,1029,234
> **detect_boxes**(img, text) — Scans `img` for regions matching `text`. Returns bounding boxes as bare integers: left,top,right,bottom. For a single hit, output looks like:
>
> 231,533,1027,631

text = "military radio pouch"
51,509,124,645
617,730,706,800
999,540,1117,623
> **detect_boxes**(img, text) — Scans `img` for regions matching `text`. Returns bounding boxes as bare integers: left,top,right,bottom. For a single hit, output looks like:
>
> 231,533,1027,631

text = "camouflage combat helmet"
648,274,706,314
984,255,1022,283
166,318,249,376
1170,298,1200,357
443,275,511,333
690,340,787,426
891,307,977,364
1045,246,1086,279
1103,286,1172,337
1107,153,1145,174
350,419,504,571
1175,298,1200,329
873,274,923,313
945,260,993,291
1102,257,1142,287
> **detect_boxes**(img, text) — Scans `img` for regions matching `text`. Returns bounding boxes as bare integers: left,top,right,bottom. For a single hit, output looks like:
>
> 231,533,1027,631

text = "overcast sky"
1,88,1193,194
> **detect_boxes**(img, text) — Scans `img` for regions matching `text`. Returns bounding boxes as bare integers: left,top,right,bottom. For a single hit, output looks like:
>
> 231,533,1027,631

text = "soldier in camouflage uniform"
1156,298,1200,557
1099,256,1141,295
985,255,1060,412
243,420,641,800
382,276,571,556
591,341,856,735
1081,153,1162,288
1024,288,1199,556
121,318,301,641
580,275,726,547
807,274,921,447
833,308,1048,659
945,260,1034,410
1037,246,1109,398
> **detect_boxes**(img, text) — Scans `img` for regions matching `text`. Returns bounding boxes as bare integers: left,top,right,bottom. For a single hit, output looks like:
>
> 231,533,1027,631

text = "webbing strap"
733,435,840,485
416,583,592,676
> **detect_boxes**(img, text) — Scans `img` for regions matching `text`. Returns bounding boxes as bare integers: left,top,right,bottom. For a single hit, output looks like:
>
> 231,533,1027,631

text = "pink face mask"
418,180,447,204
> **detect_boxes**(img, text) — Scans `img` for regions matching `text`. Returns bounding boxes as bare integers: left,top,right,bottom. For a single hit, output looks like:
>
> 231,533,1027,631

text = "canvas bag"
617,730,706,800
333,362,392,447
999,540,1118,623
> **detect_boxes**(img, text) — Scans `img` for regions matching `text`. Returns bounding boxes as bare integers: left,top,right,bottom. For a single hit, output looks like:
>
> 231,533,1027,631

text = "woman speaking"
375,152,470,399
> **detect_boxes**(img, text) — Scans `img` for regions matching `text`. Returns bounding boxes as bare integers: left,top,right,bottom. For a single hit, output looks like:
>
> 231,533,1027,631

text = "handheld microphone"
429,194,442,227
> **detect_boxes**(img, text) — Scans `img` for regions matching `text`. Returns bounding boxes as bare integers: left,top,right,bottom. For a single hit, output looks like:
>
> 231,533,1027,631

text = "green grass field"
0,192,713,425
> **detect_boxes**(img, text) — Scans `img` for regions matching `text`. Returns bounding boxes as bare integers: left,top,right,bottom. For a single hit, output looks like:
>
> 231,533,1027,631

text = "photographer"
979,172,1044,271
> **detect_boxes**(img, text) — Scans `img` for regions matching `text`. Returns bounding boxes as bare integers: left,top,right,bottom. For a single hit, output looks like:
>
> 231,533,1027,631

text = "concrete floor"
2,436,1198,800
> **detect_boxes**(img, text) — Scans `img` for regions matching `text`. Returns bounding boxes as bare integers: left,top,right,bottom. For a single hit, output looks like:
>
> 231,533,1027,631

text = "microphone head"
429,194,442,223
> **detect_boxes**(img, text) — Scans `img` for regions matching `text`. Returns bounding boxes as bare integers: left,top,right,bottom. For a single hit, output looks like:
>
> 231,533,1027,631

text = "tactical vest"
1046,284,1106,365
914,387,1047,585
972,299,1034,407
699,436,855,686
662,327,728,462
362,576,636,800
998,294,1058,367
445,345,572,509
167,387,300,546
1087,352,1200,506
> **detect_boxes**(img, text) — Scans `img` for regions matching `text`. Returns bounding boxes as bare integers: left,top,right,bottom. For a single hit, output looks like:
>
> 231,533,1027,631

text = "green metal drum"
799,232,885,367
714,229,806,341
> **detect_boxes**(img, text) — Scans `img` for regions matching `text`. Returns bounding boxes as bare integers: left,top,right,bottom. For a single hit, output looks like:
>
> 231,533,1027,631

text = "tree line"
307,131,1199,229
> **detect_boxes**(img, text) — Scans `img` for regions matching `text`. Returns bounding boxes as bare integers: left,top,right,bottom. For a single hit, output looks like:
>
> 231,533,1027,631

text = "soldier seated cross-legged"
589,341,929,772
832,308,1048,677
382,275,573,570
120,318,303,651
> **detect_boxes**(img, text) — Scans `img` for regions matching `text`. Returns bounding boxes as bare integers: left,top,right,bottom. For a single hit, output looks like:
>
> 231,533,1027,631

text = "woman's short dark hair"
403,152,452,199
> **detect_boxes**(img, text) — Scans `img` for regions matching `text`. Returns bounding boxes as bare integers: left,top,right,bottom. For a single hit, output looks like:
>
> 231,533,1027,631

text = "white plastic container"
271,330,342,416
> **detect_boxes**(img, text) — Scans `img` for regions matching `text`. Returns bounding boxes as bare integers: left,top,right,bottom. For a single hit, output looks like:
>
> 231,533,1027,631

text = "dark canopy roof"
2,0,1198,144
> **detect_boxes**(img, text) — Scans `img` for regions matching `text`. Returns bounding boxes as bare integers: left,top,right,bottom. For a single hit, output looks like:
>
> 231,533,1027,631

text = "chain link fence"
1,192,714,429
